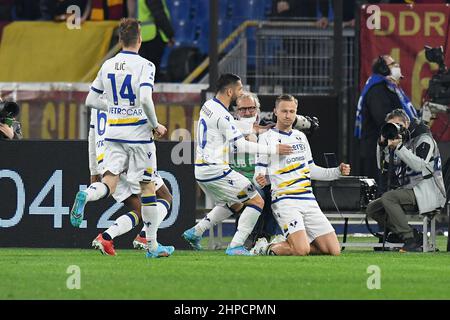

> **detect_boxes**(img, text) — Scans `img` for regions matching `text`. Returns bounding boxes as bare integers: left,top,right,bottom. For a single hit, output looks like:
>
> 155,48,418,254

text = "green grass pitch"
1,237,450,300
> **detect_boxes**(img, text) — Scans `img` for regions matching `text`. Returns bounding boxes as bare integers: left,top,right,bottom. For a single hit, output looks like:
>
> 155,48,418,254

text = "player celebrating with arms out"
182,73,293,256
253,94,351,256
70,18,173,259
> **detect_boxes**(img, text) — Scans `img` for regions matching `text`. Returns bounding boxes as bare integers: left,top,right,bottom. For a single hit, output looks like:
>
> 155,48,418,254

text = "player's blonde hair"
119,18,140,48
275,94,298,109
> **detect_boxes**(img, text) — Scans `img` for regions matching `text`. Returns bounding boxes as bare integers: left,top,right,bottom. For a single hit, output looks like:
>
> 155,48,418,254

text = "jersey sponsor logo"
286,155,305,164
291,143,306,152
201,105,213,118
109,107,143,116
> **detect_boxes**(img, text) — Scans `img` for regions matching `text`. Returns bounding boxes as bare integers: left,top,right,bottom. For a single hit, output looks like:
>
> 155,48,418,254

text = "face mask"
390,67,403,81
238,116,257,124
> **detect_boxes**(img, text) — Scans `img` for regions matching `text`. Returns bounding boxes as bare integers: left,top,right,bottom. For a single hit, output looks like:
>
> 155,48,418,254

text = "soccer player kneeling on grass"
251,94,351,256
182,74,293,256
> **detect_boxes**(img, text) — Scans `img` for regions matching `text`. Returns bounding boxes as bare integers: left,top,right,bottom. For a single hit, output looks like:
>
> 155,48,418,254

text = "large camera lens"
0,101,20,118
381,123,401,140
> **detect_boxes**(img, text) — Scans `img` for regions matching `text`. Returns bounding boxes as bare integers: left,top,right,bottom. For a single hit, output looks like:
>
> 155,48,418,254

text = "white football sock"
104,211,139,240
138,199,171,238
84,182,109,202
141,194,159,251
194,205,234,236
229,205,261,248
156,199,170,225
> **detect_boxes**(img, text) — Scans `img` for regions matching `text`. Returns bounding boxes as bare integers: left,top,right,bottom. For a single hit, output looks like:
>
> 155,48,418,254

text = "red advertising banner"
0,85,202,141
360,3,450,141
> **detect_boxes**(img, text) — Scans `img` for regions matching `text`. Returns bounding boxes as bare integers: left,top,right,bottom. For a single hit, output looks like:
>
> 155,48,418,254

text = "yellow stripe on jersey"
275,163,304,175
146,168,153,174
96,153,104,163
298,181,312,188
107,117,141,125
277,177,309,188
276,188,312,196
300,168,310,175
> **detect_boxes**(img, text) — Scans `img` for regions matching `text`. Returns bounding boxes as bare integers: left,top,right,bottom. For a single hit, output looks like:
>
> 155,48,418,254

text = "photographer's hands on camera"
379,134,402,150
0,123,14,139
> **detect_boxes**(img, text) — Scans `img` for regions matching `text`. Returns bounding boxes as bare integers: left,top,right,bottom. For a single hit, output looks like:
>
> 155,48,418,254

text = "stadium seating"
167,0,272,56
167,0,192,22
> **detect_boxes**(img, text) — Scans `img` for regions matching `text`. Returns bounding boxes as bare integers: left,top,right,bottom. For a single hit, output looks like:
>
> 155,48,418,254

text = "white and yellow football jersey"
90,51,155,143
195,98,244,179
255,128,341,204
89,108,107,173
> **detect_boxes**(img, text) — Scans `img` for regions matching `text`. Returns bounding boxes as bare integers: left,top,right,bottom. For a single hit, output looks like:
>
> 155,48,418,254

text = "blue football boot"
225,245,254,256
182,227,203,250
70,191,87,228
146,243,174,258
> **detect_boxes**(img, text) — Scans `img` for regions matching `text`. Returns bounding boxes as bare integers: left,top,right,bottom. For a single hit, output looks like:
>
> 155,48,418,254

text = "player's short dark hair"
275,94,298,108
119,18,140,47
216,73,241,93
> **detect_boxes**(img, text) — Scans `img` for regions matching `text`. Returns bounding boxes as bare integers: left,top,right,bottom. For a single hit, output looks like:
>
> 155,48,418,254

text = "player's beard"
230,93,239,107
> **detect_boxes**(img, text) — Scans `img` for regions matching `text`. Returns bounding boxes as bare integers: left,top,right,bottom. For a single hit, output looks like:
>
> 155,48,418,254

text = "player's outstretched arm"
85,90,108,111
234,137,292,155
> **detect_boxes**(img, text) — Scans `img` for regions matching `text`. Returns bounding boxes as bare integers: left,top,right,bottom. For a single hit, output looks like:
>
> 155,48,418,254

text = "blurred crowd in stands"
1,0,448,24
0,0,448,81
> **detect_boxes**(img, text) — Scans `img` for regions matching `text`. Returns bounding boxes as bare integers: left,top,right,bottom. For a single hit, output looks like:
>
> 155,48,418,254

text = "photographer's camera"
381,122,407,140
0,100,21,140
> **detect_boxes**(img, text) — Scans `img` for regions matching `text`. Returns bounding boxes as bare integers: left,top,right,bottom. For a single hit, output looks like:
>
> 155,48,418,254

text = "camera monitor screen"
323,153,337,168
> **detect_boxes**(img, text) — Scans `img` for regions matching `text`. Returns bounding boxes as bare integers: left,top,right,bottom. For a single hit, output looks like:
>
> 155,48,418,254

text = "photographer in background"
366,109,446,252
0,99,22,140
355,55,418,184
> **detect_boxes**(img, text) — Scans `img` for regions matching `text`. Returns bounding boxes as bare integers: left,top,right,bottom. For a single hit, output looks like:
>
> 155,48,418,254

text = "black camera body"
425,45,450,105
0,101,20,126
381,122,407,140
